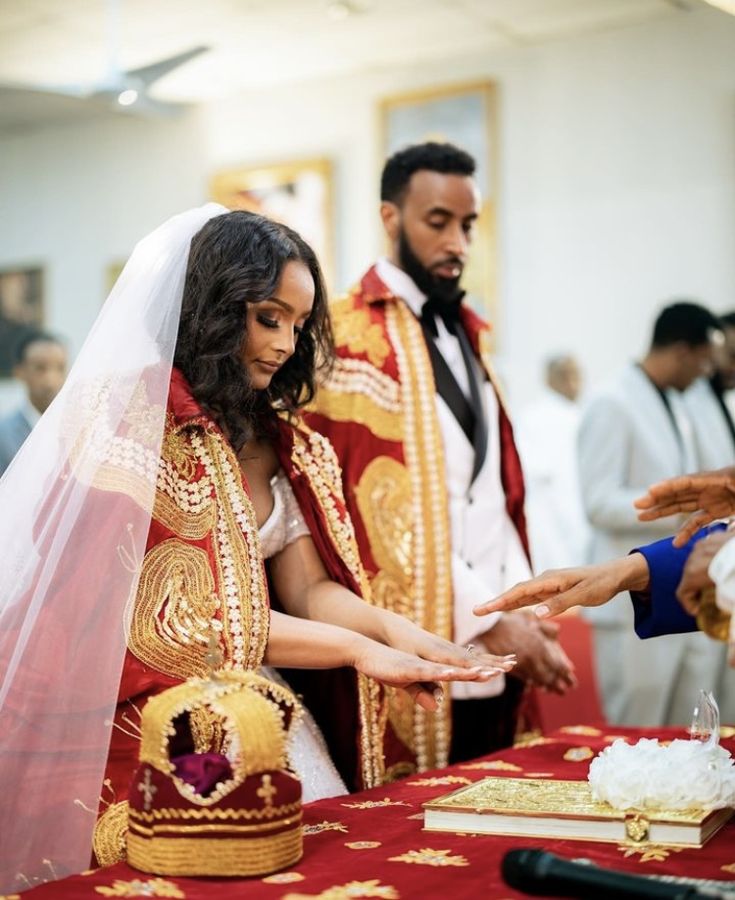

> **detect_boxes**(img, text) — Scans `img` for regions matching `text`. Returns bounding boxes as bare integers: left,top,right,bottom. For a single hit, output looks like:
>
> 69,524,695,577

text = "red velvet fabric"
171,754,233,796
22,726,735,898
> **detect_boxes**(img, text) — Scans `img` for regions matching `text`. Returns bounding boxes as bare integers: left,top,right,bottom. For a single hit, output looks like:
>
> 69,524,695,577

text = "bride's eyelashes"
256,313,305,337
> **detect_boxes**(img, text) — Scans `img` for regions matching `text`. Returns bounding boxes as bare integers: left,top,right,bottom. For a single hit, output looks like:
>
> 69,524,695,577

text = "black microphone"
502,849,707,899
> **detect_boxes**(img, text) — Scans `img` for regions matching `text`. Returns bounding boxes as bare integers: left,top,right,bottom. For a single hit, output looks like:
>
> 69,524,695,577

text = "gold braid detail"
385,302,452,771
93,801,129,866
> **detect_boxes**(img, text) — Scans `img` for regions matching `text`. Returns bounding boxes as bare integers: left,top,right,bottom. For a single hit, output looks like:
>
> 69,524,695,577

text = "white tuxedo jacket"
579,363,697,625
682,378,735,471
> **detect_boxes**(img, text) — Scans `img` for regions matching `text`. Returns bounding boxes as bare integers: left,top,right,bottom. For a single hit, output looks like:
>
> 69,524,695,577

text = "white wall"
1,4,734,412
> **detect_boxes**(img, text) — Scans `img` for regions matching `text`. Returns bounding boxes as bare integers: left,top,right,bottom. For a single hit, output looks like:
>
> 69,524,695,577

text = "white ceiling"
0,0,696,132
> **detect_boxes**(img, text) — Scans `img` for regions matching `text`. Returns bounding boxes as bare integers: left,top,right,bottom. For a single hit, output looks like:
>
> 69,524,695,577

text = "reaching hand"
676,530,732,615
635,468,735,547
473,555,650,621
381,612,516,678
476,611,577,694
351,641,504,712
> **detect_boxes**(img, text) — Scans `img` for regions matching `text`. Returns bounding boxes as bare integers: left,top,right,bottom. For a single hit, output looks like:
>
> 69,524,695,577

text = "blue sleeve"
629,523,727,639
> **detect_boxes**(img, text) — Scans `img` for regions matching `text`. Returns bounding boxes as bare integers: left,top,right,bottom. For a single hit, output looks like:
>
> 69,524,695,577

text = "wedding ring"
465,643,476,658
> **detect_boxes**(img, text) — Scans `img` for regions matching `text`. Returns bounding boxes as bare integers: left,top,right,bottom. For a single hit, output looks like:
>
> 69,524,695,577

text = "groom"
306,141,575,776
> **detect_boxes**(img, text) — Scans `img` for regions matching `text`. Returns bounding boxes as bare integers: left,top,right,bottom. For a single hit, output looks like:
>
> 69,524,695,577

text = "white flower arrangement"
588,738,735,812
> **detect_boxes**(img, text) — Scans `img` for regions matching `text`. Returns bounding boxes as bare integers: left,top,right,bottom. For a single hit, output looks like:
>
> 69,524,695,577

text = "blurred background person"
0,331,67,475
578,300,723,726
516,354,591,573
684,311,735,471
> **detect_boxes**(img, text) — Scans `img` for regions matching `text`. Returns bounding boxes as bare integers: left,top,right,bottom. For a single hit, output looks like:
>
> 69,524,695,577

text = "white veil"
0,203,227,893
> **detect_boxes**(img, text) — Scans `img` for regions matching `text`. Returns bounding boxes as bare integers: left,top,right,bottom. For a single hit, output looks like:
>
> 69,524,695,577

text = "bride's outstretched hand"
380,613,516,679
635,467,735,547
350,641,509,712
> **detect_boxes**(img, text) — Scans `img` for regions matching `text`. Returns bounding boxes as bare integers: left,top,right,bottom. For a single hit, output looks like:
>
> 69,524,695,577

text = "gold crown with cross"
126,669,304,877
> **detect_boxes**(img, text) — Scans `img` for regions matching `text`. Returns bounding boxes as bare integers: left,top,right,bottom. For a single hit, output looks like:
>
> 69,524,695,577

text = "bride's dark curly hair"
174,210,333,449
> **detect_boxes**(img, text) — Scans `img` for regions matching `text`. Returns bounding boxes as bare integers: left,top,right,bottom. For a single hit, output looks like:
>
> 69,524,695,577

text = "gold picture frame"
0,265,44,378
210,158,335,291
380,80,499,333
105,260,127,298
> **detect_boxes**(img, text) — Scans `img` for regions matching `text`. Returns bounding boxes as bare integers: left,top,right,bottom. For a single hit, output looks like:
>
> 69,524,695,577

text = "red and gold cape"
94,368,385,864
305,265,531,779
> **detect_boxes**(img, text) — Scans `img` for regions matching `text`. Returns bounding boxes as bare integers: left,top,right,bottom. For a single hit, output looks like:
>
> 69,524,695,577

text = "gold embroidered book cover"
423,777,733,847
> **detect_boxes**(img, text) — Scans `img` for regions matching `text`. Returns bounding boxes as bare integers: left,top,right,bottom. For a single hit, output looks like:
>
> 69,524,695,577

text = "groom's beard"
398,227,463,304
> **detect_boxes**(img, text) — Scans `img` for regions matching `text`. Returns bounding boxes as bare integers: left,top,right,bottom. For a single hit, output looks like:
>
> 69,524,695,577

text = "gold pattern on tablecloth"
342,798,410,810
523,772,555,778
513,735,555,749
303,821,349,835
407,776,472,787
94,878,185,897
563,747,594,762
603,735,629,743
261,871,305,884
720,727,735,739
617,844,684,863
460,760,523,772
345,841,382,849
561,726,602,736
282,880,399,899
720,863,735,874
388,848,469,867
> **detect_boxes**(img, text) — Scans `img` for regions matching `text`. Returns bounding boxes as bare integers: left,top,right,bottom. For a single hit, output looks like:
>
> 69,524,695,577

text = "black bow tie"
420,292,465,338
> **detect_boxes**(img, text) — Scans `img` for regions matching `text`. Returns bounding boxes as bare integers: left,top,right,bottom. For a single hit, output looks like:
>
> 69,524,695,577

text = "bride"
0,204,513,894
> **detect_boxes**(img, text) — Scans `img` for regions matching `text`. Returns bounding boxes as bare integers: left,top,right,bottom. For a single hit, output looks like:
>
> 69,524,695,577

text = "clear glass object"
690,689,720,748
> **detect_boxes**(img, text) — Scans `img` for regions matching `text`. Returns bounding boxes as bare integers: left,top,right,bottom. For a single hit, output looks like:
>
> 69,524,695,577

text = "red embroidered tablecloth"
12,726,735,899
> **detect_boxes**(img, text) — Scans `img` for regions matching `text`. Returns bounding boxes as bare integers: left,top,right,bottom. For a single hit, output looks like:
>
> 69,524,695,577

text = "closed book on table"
423,777,734,847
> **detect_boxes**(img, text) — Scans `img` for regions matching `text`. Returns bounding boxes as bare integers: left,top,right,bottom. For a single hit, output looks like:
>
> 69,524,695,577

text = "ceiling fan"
2,0,210,117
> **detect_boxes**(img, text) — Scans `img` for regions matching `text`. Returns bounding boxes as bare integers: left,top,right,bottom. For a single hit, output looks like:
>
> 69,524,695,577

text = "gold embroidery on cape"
369,571,413,620
385,302,452,772
355,457,413,587
188,705,225,754
331,302,391,369
93,800,129,867
310,388,403,442
289,423,386,788
196,430,269,671
126,422,269,679
311,357,403,442
123,383,167,447
384,761,417,782
129,540,220,680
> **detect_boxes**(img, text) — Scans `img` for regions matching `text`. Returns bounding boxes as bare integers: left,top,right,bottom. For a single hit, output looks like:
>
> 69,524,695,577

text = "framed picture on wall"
105,260,127,299
0,266,44,378
380,80,499,333
210,158,335,290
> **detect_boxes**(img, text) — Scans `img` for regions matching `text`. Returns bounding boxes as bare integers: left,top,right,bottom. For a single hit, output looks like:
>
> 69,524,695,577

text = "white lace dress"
258,470,348,802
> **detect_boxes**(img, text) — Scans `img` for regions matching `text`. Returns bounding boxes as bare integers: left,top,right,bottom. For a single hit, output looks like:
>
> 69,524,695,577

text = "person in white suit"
684,312,735,472
516,355,591,572
579,301,723,726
